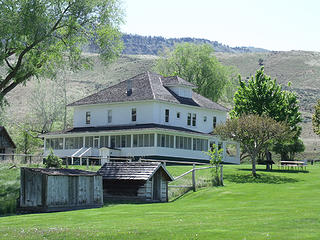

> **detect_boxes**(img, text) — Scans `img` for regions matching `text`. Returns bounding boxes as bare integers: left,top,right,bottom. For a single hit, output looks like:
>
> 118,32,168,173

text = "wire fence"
0,154,43,165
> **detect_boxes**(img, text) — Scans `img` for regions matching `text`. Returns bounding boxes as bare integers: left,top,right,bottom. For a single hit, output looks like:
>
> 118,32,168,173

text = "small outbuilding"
97,162,174,202
0,126,16,160
19,168,103,213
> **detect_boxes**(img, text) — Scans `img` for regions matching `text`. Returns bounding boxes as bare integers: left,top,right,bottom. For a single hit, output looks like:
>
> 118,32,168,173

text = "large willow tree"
0,0,124,105
155,43,235,102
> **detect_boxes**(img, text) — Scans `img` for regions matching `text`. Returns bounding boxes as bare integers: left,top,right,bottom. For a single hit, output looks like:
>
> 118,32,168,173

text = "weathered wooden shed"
0,126,15,160
19,168,103,213
97,162,174,202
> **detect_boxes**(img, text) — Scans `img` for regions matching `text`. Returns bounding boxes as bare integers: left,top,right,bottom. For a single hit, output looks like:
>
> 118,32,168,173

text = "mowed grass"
0,164,320,239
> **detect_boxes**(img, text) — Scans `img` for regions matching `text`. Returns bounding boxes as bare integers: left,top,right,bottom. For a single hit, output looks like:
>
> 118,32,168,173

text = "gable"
0,127,16,149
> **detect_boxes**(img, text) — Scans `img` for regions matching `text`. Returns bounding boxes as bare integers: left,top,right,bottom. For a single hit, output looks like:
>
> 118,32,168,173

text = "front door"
94,137,99,148
152,171,161,201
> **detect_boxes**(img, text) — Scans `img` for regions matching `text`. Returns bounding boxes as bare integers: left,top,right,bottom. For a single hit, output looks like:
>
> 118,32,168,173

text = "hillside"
2,51,320,157
86,34,269,55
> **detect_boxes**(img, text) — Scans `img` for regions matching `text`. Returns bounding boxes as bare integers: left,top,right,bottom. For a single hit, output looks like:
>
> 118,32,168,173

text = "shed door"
152,171,161,201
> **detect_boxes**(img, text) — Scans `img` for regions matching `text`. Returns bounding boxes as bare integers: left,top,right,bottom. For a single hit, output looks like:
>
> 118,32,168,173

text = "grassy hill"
1,164,320,239
2,51,320,157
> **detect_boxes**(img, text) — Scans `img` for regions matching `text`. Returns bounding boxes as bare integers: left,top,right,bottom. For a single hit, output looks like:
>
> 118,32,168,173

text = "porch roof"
41,123,212,137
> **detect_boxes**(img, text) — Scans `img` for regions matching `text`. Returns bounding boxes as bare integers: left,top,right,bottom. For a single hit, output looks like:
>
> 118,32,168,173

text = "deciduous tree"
0,0,124,105
215,114,289,177
231,67,302,161
155,43,236,102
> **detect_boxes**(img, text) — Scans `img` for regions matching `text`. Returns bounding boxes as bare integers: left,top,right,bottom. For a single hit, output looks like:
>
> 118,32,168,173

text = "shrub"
45,149,62,168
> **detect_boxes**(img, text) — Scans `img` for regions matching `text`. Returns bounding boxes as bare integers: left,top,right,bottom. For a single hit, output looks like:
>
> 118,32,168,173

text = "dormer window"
108,110,112,123
213,116,217,129
165,109,169,122
192,114,196,126
132,108,136,122
86,112,91,124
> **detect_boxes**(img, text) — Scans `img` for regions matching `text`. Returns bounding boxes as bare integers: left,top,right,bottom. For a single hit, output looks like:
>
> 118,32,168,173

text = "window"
100,136,109,148
213,116,217,129
192,113,196,126
109,135,131,148
193,138,208,151
165,109,169,122
46,138,63,150
177,112,180,118
85,136,93,148
157,134,174,148
108,110,112,123
65,137,83,149
187,113,191,126
86,112,91,124
132,134,155,147
204,116,207,122
132,108,136,122
176,136,192,150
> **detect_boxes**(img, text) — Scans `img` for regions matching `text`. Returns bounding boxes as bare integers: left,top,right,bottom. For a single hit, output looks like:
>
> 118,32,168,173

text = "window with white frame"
45,138,63,150
193,138,208,151
86,112,91,124
157,134,174,148
192,113,196,126
165,109,169,122
65,137,83,149
187,113,191,125
133,134,155,147
110,135,131,148
132,108,136,122
176,136,192,150
108,110,112,123
213,116,217,129
100,136,109,148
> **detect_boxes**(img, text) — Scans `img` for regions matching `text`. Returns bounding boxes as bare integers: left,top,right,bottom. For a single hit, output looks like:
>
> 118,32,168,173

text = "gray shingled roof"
23,168,98,176
161,75,196,87
97,162,174,181
0,126,16,148
68,72,227,111
42,123,211,136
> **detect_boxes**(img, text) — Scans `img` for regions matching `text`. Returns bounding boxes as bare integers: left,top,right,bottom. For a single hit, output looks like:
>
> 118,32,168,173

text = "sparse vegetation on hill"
119,34,269,55
2,49,320,157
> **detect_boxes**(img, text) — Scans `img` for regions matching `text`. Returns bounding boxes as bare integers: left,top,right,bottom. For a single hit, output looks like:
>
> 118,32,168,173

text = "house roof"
0,126,16,148
42,123,211,137
22,168,98,176
97,162,174,181
68,72,228,111
161,75,196,88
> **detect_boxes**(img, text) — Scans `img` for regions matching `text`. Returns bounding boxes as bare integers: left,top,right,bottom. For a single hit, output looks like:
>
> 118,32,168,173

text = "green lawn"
1,164,320,239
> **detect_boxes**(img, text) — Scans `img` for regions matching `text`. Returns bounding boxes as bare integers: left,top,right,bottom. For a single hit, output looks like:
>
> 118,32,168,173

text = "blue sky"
121,0,320,51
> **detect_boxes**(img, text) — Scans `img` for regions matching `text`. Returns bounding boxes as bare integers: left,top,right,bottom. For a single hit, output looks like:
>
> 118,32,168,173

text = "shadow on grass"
237,168,309,174
224,173,299,184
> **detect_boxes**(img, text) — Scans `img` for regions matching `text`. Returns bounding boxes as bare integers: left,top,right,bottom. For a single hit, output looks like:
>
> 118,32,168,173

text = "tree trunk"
252,154,257,177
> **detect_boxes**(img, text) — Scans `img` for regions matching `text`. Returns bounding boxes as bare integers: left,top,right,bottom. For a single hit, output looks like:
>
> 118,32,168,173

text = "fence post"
192,164,196,192
220,165,224,186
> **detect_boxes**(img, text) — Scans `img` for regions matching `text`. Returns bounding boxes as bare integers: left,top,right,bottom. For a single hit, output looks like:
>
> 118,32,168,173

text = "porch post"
155,133,158,147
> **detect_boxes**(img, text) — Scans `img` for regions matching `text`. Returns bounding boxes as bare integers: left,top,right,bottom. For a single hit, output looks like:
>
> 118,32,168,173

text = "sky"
121,0,320,52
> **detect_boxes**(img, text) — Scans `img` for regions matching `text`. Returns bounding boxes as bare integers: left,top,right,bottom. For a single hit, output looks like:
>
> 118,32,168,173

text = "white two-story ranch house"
42,72,240,164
